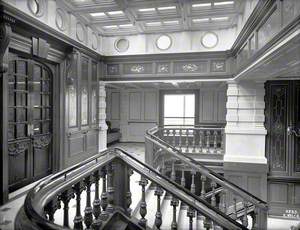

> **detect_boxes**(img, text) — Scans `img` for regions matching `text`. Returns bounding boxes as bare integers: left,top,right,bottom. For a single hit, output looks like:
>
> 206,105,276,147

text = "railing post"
84,176,93,230
138,176,148,228
255,207,268,230
171,197,179,230
73,182,84,230
145,136,154,167
100,166,109,221
154,185,163,229
92,170,102,229
60,189,74,228
106,163,114,213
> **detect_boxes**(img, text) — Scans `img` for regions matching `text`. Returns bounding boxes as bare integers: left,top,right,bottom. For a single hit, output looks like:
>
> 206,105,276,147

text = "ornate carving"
0,21,12,73
107,64,119,75
33,135,52,148
157,64,169,73
66,50,78,85
182,63,198,72
130,65,145,73
211,60,226,72
8,141,29,156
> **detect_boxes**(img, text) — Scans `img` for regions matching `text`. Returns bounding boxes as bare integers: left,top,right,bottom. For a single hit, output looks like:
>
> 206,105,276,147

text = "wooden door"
7,56,53,192
265,80,300,219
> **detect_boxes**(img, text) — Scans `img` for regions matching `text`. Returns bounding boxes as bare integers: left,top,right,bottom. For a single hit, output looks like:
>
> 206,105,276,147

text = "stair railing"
16,148,248,230
146,126,268,230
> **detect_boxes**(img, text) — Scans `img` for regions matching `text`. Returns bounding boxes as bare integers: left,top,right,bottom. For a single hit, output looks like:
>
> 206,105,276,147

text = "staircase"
15,125,268,230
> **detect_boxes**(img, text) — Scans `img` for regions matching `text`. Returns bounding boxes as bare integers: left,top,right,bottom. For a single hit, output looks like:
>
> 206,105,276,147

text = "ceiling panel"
63,0,246,36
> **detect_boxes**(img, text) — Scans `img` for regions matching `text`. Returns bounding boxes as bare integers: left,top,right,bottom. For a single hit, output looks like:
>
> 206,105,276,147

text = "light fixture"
192,18,209,23
90,12,105,17
157,6,176,10
192,3,212,8
214,1,234,6
163,20,179,25
138,8,155,12
211,17,229,21
119,24,133,28
107,11,124,15
103,25,118,29
146,22,162,26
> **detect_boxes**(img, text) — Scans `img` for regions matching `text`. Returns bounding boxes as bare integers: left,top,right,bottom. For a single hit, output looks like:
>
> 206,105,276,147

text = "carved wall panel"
123,63,152,74
174,61,208,74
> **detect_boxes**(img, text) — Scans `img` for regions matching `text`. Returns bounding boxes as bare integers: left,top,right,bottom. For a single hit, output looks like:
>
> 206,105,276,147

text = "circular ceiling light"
156,34,172,50
27,0,45,17
201,32,219,49
114,38,129,52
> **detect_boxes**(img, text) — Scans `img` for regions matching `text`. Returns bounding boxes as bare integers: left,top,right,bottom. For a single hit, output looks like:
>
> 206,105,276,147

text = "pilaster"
224,80,268,201
98,81,107,152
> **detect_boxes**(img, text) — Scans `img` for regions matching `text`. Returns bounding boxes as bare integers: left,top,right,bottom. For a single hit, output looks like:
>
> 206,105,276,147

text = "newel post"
145,136,154,167
111,156,130,214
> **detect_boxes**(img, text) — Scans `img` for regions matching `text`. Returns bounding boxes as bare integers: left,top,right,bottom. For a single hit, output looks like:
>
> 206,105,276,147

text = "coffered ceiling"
61,0,246,36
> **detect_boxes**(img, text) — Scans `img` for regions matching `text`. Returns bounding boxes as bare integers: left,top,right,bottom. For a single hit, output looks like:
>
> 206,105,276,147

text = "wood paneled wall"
106,85,226,142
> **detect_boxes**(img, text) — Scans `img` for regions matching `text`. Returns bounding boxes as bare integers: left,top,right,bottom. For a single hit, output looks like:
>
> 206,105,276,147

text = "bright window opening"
163,94,195,126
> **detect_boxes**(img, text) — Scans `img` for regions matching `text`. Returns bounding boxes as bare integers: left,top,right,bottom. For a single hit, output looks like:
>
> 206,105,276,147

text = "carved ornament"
182,63,198,72
8,141,29,156
0,21,12,73
130,65,145,73
33,135,52,148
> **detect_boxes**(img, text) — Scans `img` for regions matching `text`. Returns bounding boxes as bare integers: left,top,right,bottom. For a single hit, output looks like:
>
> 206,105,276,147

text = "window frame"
159,89,199,126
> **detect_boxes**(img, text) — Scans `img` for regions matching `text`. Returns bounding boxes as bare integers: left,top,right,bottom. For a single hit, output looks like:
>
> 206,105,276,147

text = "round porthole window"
114,38,129,53
91,32,98,50
56,8,67,31
76,22,85,42
27,0,45,17
156,34,172,50
201,32,219,49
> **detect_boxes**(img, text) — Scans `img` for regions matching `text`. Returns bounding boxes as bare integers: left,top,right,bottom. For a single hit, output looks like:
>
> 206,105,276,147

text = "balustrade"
17,147,253,230
146,126,268,230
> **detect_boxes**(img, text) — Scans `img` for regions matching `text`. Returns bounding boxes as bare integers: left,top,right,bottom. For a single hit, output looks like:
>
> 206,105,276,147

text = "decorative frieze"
174,61,207,73
123,63,152,74
211,60,226,72
157,63,170,74
8,141,29,156
107,64,120,75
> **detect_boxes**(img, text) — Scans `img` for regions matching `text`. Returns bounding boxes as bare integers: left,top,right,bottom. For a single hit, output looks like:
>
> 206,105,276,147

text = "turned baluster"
200,175,206,198
100,167,108,221
173,129,176,146
206,130,210,151
161,157,166,176
45,198,61,222
178,129,182,151
232,197,238,220
192,129,196,153
171,160,176,181
92,170,102,229
126,168,133,216
219,189,227,213
187,207,195,230
60,190,74,227
139,176,148,228
154,186,163,229
203,217,212,230
84,176,93,230
73,182,84,230
171,197,179,230
191,172,196,194
181,168,185,187
213,131,218,153
107,163,114,213
210,181,217,207
185,129,189,153
251,207,258,230
221,130,225,153
199,130,203,152
242,200,249,227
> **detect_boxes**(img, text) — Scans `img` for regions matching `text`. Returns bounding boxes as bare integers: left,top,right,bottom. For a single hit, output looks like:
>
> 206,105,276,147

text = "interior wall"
106,84,227,142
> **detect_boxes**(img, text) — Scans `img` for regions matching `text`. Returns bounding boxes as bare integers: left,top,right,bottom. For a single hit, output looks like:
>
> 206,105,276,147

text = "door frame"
1,49,63,202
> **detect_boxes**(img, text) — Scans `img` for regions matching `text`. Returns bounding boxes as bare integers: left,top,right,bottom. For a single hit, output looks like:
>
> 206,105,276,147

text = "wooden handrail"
145,126,268,210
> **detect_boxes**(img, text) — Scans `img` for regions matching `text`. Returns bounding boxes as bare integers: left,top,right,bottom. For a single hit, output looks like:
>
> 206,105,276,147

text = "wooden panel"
293,83,300,174
86,130,98,154
200,91,214,122
68,135,84,156
269,183,288,204
267,83,289,176
294,184,300,205
111,92,120,120
216,90,226,122
129,92,142,120
247,176,262,199
144,92,157,121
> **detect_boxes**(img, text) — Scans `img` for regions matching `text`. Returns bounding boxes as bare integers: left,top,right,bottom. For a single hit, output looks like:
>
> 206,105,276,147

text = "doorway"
265,80,300,219
7,56,54,192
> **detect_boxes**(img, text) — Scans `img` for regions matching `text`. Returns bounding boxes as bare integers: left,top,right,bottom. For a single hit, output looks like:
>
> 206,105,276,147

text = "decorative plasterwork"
27,0,46,18
107,64,120,75
157,63,169,74
130,65,145,73
182,63,198,72
211,60,226,72
76,22,85,42
114,38,129,53
91,32,98,50
55,8,67,32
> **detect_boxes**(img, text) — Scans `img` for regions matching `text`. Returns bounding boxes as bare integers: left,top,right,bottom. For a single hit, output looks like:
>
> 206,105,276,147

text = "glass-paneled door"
7,56,53,192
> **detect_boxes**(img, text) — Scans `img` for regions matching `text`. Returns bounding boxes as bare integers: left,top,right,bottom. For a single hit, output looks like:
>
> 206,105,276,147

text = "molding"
0,17,13,73
224,155,267,164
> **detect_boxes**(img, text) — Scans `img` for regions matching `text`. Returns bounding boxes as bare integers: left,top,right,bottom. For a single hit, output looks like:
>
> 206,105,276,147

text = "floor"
0,142,299,230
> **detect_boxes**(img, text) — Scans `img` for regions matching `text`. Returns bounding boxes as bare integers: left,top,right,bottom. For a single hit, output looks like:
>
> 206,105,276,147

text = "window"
163,94,195,126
